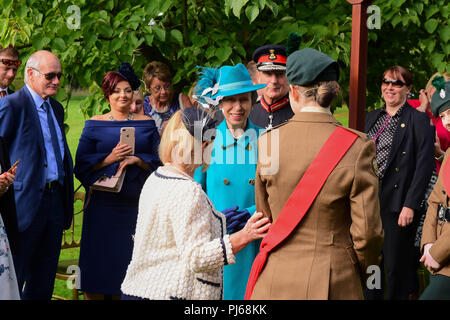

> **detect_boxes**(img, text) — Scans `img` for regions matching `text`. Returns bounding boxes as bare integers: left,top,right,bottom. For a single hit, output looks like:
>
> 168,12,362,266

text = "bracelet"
435,154,444,162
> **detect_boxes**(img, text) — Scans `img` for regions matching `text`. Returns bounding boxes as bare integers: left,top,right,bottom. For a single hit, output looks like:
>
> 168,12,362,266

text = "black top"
249,99,294,129
0,136,18,254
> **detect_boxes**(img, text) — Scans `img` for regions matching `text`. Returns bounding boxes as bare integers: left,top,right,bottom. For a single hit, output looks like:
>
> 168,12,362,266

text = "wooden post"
346,0,374,131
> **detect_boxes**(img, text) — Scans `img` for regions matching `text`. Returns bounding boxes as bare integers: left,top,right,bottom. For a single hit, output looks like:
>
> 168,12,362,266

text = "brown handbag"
91,165,126,193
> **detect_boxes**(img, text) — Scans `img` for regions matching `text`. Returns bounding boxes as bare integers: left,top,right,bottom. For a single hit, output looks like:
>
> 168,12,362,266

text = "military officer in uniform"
246,48,384,300
420,79,450,300
249,45,293,130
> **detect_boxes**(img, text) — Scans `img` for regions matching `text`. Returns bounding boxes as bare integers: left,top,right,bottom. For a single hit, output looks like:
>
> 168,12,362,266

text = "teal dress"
194,118,263,300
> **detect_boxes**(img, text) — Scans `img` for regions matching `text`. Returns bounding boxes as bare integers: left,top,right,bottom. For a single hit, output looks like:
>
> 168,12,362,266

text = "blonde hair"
159,110,208,172
293,81,340,108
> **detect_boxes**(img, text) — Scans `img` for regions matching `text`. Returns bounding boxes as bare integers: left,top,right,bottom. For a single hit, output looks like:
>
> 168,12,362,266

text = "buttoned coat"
250,111,384,300
365,104,435,213
421,149,450,277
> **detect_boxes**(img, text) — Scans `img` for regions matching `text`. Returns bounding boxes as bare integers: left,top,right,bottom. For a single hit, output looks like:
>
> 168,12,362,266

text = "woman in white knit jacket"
121,108,270,300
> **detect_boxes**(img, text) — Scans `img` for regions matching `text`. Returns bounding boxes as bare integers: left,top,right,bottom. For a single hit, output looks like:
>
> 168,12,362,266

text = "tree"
0,0,448,123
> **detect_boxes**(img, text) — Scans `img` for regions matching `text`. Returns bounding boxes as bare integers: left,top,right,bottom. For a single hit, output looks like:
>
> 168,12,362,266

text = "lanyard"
372,114,391,147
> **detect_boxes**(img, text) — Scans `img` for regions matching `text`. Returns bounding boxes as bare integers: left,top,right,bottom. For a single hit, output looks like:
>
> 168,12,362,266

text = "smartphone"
120,127,135,155
7,158,21,173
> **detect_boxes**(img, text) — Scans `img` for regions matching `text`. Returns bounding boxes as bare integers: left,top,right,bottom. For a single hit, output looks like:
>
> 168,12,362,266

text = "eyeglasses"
381,78,407,88
151,84,170,92
1,58,21,67
30,67,62,80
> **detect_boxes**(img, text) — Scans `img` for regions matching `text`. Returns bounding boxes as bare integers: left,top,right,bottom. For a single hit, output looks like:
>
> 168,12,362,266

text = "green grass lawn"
51,97,351,299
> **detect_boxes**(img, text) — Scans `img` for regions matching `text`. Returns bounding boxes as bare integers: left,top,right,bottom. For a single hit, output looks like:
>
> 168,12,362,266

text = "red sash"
244,126,358,300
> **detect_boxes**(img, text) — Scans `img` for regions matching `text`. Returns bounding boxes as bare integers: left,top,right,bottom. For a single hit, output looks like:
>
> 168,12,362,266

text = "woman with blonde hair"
121,107,270,300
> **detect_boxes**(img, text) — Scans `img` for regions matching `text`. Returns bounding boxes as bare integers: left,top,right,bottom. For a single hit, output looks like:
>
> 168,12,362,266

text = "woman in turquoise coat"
193,64,266,300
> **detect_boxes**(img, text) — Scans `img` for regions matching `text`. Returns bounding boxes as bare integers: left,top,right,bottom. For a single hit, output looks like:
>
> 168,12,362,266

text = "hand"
222,206,239,219
398,206,414,227
420,243,440,271
240,211,271,242
227,209,251,234
418,89,430,112
117,155,141,172
434,132,444,159
0,171,15,196
107,142,133,164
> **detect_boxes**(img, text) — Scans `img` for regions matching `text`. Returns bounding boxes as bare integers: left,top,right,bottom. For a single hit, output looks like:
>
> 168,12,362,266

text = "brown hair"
0,45,19,58
383,65,413,86
293,81,340,108
142,61,172,90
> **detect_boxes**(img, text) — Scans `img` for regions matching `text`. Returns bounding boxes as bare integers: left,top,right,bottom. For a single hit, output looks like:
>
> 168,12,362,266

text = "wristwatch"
435,154,445,162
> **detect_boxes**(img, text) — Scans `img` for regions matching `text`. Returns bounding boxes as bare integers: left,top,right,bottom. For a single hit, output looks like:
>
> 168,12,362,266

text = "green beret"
286,48,339,86
431,79,450,118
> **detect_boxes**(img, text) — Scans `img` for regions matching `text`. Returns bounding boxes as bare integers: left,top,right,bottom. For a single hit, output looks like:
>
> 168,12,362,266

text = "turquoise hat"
194,63,266,107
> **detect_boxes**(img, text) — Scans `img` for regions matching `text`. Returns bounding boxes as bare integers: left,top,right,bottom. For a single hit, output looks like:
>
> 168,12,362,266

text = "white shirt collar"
300,106,332,115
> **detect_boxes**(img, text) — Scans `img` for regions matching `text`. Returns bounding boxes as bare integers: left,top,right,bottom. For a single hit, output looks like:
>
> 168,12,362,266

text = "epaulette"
259,120,290,136
336,124,367,140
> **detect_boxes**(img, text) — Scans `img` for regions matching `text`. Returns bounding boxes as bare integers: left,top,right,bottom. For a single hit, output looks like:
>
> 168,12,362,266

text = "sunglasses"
381,78,407,88
31,67,63,80
1,58,21,67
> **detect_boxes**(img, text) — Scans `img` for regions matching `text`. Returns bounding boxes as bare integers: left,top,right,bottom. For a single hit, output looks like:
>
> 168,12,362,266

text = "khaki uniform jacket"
421,149,450,277
251,111,384,300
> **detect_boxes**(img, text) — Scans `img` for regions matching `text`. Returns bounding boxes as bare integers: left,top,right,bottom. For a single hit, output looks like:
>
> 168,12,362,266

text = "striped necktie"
43,101,64,184
0,90,6,98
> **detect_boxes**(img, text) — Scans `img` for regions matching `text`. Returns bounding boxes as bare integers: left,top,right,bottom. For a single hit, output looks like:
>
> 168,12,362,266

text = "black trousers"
364,209,421,300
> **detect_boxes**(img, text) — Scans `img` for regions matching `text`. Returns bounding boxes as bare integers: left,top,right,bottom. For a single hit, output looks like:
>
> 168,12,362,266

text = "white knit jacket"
121,166,236,300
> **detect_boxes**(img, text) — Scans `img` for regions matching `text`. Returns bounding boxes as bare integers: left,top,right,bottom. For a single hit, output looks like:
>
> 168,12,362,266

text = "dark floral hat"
118,62,141,90
181,107,217,142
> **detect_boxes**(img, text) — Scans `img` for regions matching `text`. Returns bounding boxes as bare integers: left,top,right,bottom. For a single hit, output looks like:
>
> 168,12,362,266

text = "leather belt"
45,181,61,189
437,204,450,222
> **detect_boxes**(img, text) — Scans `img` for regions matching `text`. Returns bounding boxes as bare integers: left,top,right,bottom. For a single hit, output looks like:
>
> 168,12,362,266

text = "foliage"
0,0,448,121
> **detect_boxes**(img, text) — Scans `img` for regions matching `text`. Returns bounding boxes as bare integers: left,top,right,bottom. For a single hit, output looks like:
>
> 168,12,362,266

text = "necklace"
108,113,134,121
165,163,193,180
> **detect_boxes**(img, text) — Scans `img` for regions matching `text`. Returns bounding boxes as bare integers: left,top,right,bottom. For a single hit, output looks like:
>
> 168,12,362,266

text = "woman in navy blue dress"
74,64,161,299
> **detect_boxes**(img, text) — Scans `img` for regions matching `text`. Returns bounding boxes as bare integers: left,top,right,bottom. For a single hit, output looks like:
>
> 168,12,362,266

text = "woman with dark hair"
142,61,192,134
74,63,161,300
365,65,435,300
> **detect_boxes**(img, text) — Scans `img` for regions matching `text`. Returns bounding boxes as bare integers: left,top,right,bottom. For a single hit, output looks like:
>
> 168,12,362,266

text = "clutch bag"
91,166,126,193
